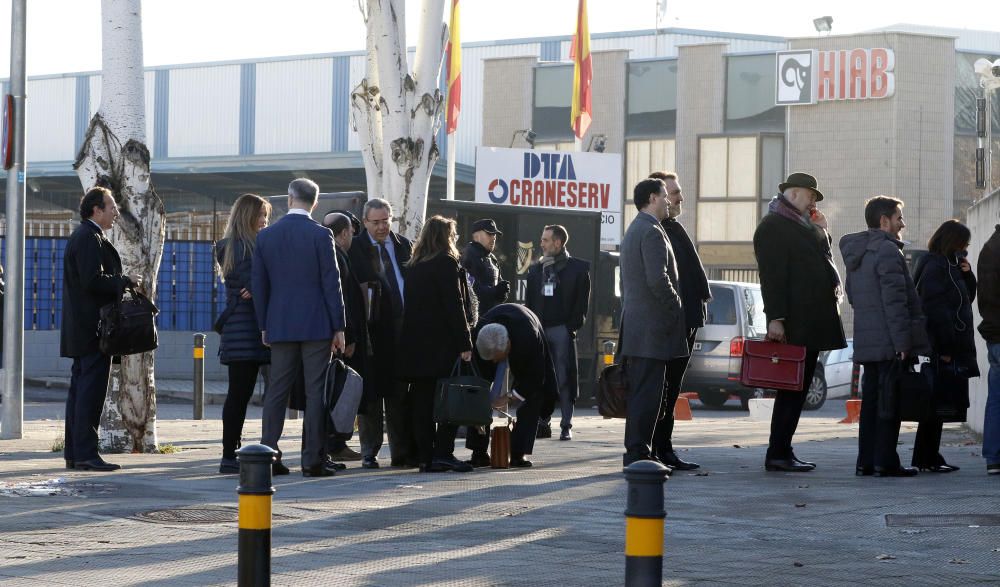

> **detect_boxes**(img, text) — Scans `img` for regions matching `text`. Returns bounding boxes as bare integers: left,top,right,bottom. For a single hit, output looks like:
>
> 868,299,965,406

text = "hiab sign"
776,48,895,106
475,147,623,245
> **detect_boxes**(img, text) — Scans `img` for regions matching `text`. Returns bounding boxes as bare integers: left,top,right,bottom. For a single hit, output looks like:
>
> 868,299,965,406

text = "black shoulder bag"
98,286,159,356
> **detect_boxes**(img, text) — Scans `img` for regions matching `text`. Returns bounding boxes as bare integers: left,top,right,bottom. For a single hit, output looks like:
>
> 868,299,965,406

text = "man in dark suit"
526,225,591,441
474,303,558,468
348,198,414,469
253,178,346,477
648,171,709,471
619,179,688,467
460,218,510,315
323,211,367,463
754,172,846,472
61,187,141,472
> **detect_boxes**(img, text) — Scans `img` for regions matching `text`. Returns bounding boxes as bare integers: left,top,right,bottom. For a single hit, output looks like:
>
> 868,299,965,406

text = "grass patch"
51,438,64,453
157,444,182,454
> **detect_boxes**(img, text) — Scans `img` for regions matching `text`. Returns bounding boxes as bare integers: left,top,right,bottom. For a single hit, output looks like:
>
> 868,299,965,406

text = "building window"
697,135,783,242
624,139,676,227
532,65,574,142
626,59,677,137
725,54,785,133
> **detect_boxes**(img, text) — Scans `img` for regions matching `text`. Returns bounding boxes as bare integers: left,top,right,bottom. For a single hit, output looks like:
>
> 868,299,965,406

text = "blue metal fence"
1,237,223,331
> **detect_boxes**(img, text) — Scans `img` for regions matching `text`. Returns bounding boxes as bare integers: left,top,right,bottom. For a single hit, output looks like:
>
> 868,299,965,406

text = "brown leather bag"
597,363,628,418
490,421,511,469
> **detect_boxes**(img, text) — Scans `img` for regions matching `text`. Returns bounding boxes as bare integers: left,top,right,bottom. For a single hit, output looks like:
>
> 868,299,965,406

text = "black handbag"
923,360,971,423
596,363,628,418
98,286,159,356
434,359,492,427
883,359,933,422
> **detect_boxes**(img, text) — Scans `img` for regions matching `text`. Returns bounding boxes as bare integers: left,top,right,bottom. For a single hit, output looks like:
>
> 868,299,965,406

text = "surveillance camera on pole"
973,58,1000,196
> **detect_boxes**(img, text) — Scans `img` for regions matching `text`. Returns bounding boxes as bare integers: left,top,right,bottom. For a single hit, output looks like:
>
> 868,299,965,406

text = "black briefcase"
98,287,159,356
885,360,933,423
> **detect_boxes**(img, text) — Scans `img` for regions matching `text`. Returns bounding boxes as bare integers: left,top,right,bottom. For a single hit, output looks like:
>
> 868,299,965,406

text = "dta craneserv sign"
475,147,622,245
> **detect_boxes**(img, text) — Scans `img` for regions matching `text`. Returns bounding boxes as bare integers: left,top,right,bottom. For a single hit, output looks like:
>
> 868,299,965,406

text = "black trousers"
652,329,698,456
857,360,903,470
221,361,261,460
912,418,945,466
623,356,667,464
64,351,112,462
766,349,820,460
409,379,460,466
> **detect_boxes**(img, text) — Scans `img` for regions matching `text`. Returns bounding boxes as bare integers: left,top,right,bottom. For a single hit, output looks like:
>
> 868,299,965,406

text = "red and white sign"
475,147,623,245
776,48,895,106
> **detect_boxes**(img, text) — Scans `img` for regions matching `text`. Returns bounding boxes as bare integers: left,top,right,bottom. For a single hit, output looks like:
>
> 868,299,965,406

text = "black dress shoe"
75,458,121,472
536,423,552,439
510,457,533,468
856,466,874,476
874,466,918,477
361,457,380,469
272,461,290,476
658,450,700,471
428,456,473,472
323,457,347,471
466,452,491,468
764,458,813,472
790,452,817,468
219,457,239,475
302,464,337,477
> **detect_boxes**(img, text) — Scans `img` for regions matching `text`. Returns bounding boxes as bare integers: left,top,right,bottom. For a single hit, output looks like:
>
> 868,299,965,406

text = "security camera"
992,65,1000,78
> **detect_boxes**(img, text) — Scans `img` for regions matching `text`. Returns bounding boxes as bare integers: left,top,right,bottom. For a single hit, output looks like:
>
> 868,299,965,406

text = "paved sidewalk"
0,398,998,586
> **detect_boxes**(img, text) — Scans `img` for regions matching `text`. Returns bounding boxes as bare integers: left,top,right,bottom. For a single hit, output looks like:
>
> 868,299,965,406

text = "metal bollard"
603,340,616,366
624,460,669,587
237,444,276,587
193,333,205,420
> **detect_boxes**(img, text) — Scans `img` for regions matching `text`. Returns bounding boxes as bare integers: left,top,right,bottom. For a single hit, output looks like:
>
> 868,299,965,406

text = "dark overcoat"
396,254,474,381
215,238,270,365
337,245,369,377
460,241,507,314
473,303,557,400
753,213,846,352
61,221,129,358
914,253,978,372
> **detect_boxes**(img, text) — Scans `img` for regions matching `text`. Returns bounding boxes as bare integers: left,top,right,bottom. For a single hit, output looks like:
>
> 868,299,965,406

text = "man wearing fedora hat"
754,172,847,472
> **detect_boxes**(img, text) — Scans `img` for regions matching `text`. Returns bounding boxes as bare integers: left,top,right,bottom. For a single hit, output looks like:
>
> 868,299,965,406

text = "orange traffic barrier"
673,396,693,420
839,399,861,424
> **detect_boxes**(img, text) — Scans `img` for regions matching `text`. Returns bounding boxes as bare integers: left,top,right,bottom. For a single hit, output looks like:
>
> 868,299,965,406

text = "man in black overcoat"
460,218,510,315
347,198,414,469
61,187,140,472
754,173,846,472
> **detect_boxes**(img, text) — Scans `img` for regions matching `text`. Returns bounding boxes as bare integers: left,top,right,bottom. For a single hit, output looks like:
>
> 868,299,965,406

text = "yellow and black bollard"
193,332,205,420
237,444,276,587
624,459,669,586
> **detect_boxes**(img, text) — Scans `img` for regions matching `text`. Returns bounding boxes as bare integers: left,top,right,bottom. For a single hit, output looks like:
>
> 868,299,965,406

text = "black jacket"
397,254,474,381
473,303,557,400
753,213,846,352
348,229,412,398
977,225,1000,343
60,221,130,358
525,256,591,334
337,246,369,368
460,241,508,314
661,217,711,329
914,253,978,372
215,239,270,365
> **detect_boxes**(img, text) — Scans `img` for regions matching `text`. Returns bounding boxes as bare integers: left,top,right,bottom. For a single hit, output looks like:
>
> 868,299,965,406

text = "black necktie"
377,241,404,315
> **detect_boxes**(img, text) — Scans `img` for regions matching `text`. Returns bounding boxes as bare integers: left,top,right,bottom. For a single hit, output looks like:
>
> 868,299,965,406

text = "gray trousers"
357,382,411,461
623,356,667,465
261,340,331,470
543,325,575,430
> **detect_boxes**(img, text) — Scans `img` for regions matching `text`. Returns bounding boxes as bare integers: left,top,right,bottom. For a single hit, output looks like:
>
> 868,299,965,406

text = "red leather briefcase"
740,340,807,392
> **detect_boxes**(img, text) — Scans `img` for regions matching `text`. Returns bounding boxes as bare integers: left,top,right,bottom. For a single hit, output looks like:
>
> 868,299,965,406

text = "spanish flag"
445,0,461,135
570,0,592,140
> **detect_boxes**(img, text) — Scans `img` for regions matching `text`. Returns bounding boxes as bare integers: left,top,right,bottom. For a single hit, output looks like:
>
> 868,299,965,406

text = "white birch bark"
353,0,447,239
74,0,165,453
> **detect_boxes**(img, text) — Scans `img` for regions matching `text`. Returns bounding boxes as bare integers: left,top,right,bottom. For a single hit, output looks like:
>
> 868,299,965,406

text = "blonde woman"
397,216,477,472
215,194,271,474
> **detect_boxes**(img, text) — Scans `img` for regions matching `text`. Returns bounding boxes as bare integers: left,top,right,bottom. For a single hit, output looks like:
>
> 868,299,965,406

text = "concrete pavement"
0,393,998,586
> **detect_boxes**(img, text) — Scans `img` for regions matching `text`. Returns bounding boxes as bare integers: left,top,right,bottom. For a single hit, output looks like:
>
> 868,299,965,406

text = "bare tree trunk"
353,0,447,239
73,0,165,453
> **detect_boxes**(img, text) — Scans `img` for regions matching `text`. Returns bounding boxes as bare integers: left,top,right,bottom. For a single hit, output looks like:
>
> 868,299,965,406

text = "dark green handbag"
434,359,492,427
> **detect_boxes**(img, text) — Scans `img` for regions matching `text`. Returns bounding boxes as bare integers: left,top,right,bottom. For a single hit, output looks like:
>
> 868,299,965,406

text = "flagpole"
446,135,456,200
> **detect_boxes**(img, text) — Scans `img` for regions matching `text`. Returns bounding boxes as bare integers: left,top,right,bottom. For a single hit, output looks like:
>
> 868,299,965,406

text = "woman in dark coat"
397,216,476,472
215,193,272,474
912,219,978,472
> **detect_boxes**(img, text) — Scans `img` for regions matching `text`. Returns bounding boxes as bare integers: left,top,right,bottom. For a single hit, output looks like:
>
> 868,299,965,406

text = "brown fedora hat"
778,172,824,201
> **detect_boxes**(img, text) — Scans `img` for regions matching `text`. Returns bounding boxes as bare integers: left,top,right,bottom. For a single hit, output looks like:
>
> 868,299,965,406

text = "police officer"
460,219,510,315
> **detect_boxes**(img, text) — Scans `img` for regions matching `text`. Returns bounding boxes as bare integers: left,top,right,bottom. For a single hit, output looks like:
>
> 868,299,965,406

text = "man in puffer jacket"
839,195,930,478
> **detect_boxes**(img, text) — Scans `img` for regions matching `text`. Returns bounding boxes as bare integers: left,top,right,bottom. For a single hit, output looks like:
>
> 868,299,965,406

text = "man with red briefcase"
753,173,846,473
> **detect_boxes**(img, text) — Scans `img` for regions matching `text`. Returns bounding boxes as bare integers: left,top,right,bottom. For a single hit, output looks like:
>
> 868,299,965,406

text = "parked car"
819,339,859,401
685,281,828,410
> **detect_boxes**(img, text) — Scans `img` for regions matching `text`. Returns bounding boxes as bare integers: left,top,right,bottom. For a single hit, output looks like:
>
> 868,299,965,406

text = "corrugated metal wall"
25,77,76,161
169,65,240,157
255,58,333,154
